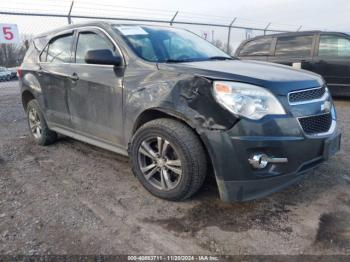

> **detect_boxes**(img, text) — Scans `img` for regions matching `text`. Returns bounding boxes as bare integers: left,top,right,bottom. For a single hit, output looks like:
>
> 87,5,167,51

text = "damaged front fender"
123,71,238,145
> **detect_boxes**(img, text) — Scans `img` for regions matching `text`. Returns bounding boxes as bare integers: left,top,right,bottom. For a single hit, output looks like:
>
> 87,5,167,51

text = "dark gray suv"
19,22,341,202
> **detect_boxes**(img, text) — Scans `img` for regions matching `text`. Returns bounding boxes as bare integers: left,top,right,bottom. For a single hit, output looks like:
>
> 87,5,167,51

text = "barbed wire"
0,0,308,30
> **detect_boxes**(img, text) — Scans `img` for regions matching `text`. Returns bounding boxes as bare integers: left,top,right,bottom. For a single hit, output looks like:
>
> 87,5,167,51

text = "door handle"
36,68,79,81
69,72,79,81
37,66,46,76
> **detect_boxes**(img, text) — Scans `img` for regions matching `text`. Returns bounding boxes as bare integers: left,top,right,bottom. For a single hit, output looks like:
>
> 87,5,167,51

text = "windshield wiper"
164,59,194,63
208,56,234,60
164,56,234,63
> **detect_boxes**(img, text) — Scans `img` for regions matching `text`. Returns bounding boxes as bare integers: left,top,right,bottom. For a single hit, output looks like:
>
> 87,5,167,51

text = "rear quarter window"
275,35,313,57
23,37,47,63
239,38,272,56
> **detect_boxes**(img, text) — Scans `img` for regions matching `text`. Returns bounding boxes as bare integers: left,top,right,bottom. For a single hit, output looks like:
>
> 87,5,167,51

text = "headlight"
213,81,286,120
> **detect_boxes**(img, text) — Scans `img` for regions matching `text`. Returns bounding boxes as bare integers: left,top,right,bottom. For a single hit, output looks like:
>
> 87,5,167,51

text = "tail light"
17,67,22,78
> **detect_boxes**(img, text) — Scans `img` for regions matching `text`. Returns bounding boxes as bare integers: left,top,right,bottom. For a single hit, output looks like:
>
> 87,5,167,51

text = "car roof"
247,30,349,41
34,21,176,39
34,21,110,38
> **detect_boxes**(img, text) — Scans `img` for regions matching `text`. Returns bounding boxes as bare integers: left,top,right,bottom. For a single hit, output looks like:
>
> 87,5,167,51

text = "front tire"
26,99,57,146
130,118,207,201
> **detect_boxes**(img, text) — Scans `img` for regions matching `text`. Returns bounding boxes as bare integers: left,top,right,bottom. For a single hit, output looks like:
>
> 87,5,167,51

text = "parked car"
19,22,340,202
0,67,12,81
8,68,18,80
236,31,350,97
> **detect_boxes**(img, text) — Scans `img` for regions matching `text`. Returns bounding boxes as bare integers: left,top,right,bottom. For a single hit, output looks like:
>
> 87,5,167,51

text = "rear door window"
275,35,313,56
318,34,350,57
239,38,272,56
45,33,74,63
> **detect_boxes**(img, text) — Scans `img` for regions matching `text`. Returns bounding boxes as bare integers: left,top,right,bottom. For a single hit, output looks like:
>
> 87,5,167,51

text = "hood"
158,59,323,95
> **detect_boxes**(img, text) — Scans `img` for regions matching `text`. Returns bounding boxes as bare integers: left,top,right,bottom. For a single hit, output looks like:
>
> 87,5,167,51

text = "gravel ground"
0,82,349,255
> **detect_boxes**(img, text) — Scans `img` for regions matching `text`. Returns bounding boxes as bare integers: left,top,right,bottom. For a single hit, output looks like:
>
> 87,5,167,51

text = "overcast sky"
107,0,350,31
1,0,350,50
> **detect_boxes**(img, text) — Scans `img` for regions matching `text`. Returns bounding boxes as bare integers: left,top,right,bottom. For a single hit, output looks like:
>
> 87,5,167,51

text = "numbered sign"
0,24,20,44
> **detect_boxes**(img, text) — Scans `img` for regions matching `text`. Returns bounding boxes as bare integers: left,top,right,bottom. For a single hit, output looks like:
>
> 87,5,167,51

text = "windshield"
113,25,231,63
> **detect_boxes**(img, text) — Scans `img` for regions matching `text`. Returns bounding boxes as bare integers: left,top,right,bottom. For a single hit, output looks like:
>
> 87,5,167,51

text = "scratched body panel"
19,21,340,202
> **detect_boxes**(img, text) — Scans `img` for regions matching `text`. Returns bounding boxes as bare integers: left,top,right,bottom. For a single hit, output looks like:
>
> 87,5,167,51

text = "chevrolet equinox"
19,22,341,202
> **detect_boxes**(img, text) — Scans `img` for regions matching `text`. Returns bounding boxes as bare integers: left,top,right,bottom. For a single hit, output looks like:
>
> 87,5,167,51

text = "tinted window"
34,37,47,51
319,35,350,57
46,34,73,63
239,38,272,56
24,37,47,63
75,32,116,64
275,35,313,56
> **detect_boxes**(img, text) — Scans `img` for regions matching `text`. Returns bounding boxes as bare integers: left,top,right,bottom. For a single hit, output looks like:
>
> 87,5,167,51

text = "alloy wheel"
137,136,183,191
28,107,42,139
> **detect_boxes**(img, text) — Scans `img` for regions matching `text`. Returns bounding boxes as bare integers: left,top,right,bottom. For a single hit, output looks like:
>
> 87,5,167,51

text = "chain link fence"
0,1,303,88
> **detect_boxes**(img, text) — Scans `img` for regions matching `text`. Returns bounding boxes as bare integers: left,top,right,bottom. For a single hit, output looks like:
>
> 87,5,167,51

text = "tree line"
0,36,30,68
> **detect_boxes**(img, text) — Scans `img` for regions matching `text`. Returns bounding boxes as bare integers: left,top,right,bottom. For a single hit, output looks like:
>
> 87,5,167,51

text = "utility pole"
68,1,74,25
170,11,179,26
264,22,271,35
227,17,237,54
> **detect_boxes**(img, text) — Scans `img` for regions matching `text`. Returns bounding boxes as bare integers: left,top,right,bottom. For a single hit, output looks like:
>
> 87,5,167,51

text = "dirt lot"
0,81,349,255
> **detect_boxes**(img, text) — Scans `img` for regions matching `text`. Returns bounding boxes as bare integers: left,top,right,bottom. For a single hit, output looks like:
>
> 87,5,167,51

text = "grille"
298,113,332,135
289,86,326,104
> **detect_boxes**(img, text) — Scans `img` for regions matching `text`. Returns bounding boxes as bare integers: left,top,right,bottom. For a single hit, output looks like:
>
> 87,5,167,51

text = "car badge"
321,101,331,113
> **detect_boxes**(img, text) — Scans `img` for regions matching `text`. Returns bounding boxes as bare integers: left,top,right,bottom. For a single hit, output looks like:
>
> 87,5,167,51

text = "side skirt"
49,124,129,157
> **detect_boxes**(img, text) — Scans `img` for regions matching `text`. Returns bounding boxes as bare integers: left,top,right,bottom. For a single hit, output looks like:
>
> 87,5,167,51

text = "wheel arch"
131,107,215,178
132,108,197,135
21,90,36,111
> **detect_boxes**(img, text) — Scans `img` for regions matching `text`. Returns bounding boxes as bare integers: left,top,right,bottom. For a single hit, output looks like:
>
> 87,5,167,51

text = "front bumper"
201,113,341,202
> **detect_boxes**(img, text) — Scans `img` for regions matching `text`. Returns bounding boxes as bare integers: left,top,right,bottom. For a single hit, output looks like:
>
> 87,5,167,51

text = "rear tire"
26,99,57,146
130,118,207,201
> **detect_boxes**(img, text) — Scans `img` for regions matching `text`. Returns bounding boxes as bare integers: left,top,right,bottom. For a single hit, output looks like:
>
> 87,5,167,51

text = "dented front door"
68,29,124,145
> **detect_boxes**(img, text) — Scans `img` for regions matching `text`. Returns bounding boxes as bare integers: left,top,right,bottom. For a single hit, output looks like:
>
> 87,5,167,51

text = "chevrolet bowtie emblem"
321,101,331,113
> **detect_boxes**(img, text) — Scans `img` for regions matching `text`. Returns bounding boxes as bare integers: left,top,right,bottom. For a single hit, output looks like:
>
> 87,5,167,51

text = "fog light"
248,154,288,169
249,154,268,169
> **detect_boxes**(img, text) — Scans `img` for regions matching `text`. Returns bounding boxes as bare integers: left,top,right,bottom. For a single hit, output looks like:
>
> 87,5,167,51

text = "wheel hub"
156,158,166,168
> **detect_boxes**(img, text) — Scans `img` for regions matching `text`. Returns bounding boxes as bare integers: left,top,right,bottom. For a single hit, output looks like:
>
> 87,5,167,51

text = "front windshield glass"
113,25,231,63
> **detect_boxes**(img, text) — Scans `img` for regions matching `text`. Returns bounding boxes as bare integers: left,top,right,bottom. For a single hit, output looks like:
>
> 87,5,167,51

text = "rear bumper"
201,114,341,202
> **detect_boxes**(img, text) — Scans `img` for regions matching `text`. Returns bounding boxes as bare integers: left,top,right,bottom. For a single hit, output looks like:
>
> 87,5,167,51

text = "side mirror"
85,49,123,66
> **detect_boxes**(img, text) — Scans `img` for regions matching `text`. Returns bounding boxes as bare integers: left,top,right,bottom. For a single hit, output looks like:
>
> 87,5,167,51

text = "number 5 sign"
0,24,20,44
